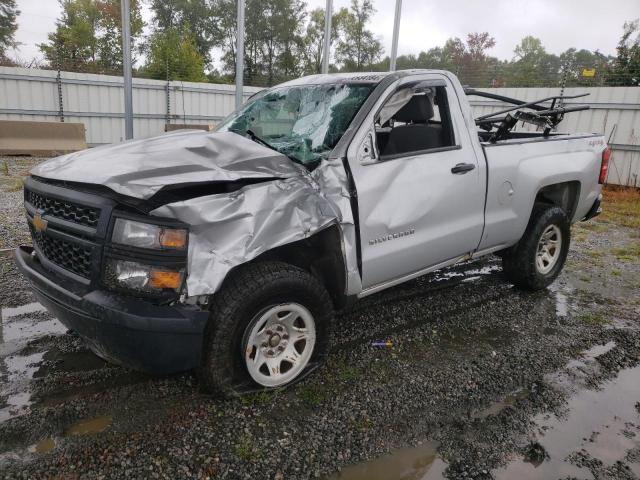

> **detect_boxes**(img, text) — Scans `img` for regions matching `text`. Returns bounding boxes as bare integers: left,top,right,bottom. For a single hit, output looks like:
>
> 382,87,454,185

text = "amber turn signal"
149,270,183,290
159,228,188,249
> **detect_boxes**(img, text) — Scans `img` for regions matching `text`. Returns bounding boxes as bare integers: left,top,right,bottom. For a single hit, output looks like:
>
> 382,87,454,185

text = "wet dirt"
28,437,55,454
66,415,112,436
327,441,447,480
495,363,640,479
330,340,640,480
0,212,639,479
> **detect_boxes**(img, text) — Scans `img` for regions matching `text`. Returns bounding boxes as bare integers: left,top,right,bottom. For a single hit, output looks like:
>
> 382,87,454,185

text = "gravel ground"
0,156,639,479
0,157,35,251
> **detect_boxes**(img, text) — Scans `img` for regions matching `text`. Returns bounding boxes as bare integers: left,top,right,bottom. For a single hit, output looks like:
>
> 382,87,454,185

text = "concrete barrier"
0,120,87,156
165,123,215,132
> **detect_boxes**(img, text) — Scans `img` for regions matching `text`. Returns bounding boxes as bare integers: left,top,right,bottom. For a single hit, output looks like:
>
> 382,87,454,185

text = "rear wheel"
198,261,333,395
502,204,570,290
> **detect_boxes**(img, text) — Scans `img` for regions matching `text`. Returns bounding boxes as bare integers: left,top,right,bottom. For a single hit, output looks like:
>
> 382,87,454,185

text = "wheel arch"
501,202,571,290
226,224,350,309
533,180,581,221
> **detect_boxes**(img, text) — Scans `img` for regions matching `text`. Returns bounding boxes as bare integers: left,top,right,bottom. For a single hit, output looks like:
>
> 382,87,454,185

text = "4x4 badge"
33,212,48,233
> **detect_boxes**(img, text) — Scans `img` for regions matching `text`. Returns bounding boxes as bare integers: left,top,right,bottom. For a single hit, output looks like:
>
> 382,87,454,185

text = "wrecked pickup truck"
15,70,608,394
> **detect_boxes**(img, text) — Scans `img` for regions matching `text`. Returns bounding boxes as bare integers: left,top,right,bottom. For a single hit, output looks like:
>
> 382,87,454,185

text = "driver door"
347,75,486,291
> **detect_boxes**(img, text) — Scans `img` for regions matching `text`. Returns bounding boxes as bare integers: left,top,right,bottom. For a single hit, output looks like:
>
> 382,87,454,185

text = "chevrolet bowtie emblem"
33,212,48,233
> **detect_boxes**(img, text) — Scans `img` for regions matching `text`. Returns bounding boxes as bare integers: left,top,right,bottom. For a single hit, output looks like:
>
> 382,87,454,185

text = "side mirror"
359,130,378,165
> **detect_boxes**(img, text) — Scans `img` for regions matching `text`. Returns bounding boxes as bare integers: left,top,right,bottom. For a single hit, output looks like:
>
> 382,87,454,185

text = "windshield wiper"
246,130,275,151
246,130,304,166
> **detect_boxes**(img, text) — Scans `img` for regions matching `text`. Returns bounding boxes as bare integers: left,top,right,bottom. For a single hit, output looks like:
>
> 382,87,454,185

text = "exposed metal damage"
30,129,358,297
151,168,348,296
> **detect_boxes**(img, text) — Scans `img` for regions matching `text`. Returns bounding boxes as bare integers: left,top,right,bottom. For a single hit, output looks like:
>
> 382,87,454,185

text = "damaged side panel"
311,158,363,295
150,156,362,298
151,174,347,297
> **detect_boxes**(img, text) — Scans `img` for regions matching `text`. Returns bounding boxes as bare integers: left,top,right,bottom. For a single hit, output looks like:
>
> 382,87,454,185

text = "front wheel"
502,204,571,290
198,261,333,395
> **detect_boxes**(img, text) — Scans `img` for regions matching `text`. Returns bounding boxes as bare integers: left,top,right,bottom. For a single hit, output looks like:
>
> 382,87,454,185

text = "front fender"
150,176,341,297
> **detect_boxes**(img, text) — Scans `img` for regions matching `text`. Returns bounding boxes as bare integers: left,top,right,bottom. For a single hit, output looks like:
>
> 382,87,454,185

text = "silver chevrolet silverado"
15,70,608,394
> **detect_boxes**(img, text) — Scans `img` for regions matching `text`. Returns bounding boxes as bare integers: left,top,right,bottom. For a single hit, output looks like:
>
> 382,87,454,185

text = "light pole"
321,0,332,74
121,0,133,139
235,0,246,110
389,0,402,71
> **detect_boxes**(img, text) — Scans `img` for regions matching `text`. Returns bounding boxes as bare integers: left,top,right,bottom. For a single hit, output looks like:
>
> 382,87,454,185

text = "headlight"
112,218,187,250
104,259,185,294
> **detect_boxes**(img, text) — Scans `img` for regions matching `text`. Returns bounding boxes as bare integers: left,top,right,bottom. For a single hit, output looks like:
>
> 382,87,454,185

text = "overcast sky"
11,0,639,66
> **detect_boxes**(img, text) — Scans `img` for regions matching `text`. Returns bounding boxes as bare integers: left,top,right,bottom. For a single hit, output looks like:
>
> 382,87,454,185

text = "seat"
383,95,444,156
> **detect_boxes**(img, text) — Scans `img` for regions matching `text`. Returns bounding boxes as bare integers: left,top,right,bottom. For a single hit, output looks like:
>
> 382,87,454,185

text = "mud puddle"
548,282,573,317
327,441,447,480
1,303,47,319
0,302,65,356
66,415,112,436
0,351,45,422
13,415,114,460
0,302,61,422
496,362,640,479
28,437,55,454
331,341,640,480
0,301,140,424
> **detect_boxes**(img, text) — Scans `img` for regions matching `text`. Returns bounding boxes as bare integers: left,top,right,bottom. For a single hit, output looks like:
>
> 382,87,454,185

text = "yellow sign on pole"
582,68,596,77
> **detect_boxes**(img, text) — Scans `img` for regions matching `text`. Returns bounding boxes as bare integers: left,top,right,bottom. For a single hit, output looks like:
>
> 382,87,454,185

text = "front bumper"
14,246,209,374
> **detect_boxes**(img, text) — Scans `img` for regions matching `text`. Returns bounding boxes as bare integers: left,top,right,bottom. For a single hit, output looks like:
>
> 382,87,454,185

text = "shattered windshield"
216,83,374,166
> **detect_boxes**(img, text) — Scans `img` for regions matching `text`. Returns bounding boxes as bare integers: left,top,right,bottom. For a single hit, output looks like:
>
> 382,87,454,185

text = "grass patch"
321,360,362,385
355,418,375,431
611,243,640,262
577,222,609,233
297,384,327,408
577,311,608,325
611,268,622,277
233,434,262,461
571,226,589,242
336,364,360,382
0,177,23,192
598,186,640,229
241,389,280,407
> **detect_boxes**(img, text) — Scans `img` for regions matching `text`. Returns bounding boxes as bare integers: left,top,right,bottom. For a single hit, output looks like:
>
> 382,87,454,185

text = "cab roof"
278,69,447,87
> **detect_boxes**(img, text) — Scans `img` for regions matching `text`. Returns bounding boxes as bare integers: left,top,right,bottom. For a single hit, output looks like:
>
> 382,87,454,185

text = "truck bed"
477,132,605,254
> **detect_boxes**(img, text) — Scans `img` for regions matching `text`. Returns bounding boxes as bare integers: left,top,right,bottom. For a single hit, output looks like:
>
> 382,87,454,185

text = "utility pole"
121,0,133,139
235,0,245,110
389,0,402,71
56,38,64,123
321,0,332,74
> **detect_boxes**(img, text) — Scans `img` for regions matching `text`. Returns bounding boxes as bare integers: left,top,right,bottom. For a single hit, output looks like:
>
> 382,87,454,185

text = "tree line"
0,0,638,87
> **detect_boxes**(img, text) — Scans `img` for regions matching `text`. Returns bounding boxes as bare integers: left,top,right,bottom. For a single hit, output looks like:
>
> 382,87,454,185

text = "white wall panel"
1,66,638,185
469,86,640,186
0,66,261,146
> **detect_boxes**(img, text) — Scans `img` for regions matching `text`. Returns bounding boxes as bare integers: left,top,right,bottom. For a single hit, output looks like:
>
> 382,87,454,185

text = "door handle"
451,163,476,174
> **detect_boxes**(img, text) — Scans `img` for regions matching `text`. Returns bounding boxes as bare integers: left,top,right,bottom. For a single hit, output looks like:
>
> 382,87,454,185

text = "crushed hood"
31,130,302,199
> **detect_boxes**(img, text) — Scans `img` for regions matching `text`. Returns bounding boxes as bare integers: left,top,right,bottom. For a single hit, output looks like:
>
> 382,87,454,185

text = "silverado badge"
33,212,48,233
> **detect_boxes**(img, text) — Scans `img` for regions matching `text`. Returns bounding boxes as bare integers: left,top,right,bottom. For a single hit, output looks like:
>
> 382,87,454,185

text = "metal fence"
0,66,638,186
469,86,640,187
0,66,261,146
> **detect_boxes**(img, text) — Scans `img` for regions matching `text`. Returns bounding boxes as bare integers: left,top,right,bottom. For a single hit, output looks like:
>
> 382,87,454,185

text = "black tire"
501,203,570,290
198,261,333,396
